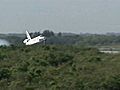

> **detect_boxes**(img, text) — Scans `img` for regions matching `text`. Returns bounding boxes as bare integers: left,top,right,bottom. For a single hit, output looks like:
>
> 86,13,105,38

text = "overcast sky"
0,0,120,34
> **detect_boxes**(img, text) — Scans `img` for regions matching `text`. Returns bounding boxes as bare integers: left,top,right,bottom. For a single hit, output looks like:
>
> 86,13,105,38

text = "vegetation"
1,30,120,46
0,45,119,90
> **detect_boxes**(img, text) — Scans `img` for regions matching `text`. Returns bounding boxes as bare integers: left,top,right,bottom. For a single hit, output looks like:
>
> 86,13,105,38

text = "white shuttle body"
23,31,46,45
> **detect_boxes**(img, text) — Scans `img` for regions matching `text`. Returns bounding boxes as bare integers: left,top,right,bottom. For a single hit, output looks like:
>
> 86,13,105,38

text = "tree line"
1,30,120,46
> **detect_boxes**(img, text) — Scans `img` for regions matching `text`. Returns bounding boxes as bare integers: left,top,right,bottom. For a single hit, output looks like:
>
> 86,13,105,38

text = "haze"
0,0,120,34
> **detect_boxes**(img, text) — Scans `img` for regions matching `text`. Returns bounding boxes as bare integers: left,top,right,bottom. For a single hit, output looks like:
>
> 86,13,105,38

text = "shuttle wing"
26,31,31,39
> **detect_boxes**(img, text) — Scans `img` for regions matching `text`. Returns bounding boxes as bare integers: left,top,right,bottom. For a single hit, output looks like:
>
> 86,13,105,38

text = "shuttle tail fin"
26,31,31,39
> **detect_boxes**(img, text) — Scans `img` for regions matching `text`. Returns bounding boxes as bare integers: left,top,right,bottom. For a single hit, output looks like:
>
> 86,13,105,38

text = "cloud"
0,0,120,33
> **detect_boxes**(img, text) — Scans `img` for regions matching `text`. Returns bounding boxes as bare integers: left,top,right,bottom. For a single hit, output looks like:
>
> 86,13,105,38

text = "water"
0,39,10,46
100,51,120,54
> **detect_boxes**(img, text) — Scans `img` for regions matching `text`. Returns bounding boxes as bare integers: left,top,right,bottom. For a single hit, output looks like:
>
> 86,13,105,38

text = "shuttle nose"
44,37,46,40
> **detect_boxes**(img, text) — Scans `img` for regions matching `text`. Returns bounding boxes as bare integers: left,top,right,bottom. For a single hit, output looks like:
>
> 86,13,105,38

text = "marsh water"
0,39,10,46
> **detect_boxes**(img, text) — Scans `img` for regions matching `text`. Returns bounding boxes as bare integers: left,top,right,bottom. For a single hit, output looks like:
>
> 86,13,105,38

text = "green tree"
42,30,54,37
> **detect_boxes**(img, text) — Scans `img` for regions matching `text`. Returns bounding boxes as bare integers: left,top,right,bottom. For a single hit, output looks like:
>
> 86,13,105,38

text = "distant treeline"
0,30,120,46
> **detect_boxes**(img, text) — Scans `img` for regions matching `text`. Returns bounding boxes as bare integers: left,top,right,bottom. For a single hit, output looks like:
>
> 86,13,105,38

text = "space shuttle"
23,31,46,45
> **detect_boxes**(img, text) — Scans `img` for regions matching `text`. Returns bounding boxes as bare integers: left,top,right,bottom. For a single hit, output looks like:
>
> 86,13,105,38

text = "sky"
0,0,120,34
